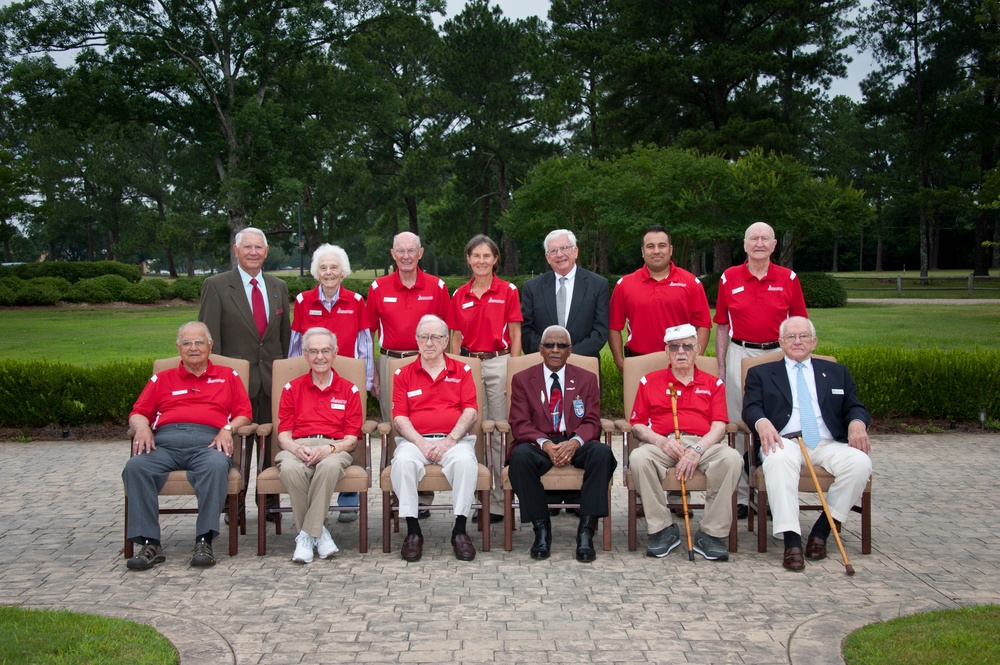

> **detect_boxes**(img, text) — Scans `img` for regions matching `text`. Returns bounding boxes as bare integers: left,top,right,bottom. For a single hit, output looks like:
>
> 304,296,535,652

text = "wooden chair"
378,354,492,553
742,351,873,553
123,354,255,558
490,353,616,552
254,355,376,554
615,353,738,552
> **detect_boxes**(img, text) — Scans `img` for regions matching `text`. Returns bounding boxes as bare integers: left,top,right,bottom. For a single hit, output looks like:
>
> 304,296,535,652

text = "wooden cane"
668,383,695,561
796,436,855,576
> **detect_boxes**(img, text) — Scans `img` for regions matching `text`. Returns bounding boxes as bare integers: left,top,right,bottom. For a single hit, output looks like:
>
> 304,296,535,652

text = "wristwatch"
693,445,703,454
222,424,233,433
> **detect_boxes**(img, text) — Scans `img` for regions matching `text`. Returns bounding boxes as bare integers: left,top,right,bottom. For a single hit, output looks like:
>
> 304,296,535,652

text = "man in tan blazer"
199,227,291,516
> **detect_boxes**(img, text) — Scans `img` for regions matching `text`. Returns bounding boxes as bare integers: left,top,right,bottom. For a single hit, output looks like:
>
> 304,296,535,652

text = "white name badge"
309,309,323,316
331,403,346,410
171,389,187,396
407,389,423,397
384,297,398,303
832,388,844,395
462,301,474,309
732,286,745,295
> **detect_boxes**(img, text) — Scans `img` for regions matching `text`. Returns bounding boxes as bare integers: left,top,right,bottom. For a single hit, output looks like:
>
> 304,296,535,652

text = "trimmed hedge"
122,281,162,304
0,260,141,283
63,275,132,303
2,348,996,427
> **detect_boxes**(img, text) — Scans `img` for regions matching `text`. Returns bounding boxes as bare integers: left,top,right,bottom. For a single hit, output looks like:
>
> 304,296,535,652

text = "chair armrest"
377,422,392,435
378,431,390,471
600,418,616,433
237,423,257,437
256,423,273,438
482,419,495,434
495,421,511,434
613,419,632,433
361,420,378,435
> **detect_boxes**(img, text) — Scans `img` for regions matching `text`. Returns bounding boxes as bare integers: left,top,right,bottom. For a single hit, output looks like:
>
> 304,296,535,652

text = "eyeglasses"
180,340,208,348
305,347,334,357
540,342,570,350
545,244,575,256
416,334,447,343
667,343,696,353
781,333,814,342
393,247,420,256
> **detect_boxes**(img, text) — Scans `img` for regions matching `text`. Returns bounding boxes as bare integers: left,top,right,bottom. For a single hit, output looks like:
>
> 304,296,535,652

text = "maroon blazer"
508,363,602,461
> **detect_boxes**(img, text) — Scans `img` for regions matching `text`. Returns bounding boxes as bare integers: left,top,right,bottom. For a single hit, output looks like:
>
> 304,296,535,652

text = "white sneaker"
292,531,314,564
316,526,339,559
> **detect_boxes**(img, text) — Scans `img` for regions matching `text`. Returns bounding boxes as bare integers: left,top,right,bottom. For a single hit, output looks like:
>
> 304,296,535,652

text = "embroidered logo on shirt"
487,298,505,304
207,378,225,384
444,377,461,383
695,388,712,396
335,308,354,314
767,285,784,291
417,295,434,301
668,282,688,287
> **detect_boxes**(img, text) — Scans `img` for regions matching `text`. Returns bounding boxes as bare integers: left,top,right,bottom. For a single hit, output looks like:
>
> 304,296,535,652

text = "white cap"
663,324,697,343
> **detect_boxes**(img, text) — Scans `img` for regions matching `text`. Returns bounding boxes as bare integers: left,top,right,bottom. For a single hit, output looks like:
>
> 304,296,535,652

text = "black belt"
301,433,332,440
732,338,780,350
382,349,419,358
422,433,450,438
461,348,511,360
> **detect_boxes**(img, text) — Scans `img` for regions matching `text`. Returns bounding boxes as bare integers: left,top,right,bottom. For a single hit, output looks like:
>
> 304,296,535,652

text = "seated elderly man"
123,321,252,570
742,316,872,572
391,315,479,562
276,328,363,564
507,325,616,562
628,324,741,561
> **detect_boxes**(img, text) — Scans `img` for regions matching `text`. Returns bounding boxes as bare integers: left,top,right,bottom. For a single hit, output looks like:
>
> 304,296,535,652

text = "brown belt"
461,348,511,361
732,339,780,350
382,349,419,359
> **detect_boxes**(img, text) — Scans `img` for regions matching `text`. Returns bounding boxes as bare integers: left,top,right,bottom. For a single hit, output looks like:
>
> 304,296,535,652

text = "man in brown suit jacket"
507,325,616,562
199,227,291,514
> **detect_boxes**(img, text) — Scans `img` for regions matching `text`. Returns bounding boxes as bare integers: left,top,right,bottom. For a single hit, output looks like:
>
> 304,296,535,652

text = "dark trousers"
508,440,617,523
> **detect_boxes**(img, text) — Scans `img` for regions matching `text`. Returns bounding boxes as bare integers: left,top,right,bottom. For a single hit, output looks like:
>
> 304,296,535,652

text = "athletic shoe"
693,530,729,561
292,531,314,564
127,541,165,571
190,539,216,567
645,524,681,558
316,526,339,559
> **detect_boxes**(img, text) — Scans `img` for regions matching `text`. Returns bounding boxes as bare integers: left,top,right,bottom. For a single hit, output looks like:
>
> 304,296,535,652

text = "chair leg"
602,485,612,551
480,490,491,552
124,495,133,558
861,488,872,554
757,488,768,553
382,491,392,553
627,490,638,552
503,489,514,552
227,493,238,556
359,492,368,554
257,491,266,556
728,489,738,553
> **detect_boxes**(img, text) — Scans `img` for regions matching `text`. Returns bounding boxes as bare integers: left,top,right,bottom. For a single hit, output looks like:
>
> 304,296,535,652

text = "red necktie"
250,278,267,338
550,372,563,431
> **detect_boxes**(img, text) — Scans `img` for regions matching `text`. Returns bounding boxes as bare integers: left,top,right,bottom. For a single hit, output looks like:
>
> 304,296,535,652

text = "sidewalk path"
2,433,998,664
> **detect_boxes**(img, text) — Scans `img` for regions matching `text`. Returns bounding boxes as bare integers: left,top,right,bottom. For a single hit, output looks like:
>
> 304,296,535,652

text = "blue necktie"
796,362,820,449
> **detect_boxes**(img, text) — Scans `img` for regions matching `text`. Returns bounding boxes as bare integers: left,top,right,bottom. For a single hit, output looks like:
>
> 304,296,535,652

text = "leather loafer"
451,533,476,561
575,516,597,563
783,546,805,571
530,519,552,559
805,535,828,560
401,533,423,562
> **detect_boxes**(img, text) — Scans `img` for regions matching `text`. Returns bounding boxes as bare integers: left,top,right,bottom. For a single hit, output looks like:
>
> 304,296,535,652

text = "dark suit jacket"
508,363,602,461
742,357,870,443
199,270,291,400
520,267,610,357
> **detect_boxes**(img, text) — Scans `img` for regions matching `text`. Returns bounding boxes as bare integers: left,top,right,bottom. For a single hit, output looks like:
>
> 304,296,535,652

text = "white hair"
310,244,352,280
302,327,338,352
543,229,577,252
234,227,268,248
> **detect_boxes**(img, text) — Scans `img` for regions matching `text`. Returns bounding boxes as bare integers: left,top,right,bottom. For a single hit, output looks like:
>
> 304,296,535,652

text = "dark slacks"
507,440,617,523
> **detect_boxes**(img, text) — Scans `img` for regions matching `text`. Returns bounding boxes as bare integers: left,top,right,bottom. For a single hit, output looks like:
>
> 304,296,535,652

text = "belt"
422,433,450,439
461,348,511,360
301,434,332,440
732,338,780,350
382,349,419,359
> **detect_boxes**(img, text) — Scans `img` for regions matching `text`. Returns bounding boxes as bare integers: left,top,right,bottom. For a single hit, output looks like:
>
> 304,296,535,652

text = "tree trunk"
930,218,940,271
831,236,839,272
779,231,794,269
713,240,731,272
405,194,419,235
165,245,178,278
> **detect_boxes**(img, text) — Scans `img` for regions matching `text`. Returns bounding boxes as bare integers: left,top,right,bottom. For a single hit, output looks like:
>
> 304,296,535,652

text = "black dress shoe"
451,533,477,561
575,516,597,562
549,507,561,517
783,546,805,571
530,519,552,559
736,504,749,520
490,513,504,524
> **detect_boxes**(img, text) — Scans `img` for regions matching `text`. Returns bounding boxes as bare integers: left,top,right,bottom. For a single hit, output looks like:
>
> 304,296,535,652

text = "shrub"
122,281,161,304
13,278,69,305
0,282,16,306
170,277,204,301
798,272,847,308
0,260,141,283
143,278,172,299
63,274,131,303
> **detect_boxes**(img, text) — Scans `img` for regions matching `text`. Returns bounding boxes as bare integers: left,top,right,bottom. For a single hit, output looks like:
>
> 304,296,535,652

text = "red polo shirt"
130,360,252,430
713,262,808,344
277,371,363,439
291,286,370,358
610,263,712,355
629,366,727,437
367,269,450,352
447,276,523,352
392,355,478,434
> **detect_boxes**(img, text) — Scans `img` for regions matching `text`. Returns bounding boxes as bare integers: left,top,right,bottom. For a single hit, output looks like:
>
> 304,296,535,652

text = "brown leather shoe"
805,535,828,560
401,533,423,562
451,533,476,561
783,546,805,571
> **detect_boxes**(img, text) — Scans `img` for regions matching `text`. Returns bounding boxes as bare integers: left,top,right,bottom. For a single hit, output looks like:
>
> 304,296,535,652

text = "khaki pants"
276,439,353,537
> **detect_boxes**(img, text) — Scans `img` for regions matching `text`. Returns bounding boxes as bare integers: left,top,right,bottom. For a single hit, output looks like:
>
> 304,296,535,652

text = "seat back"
503,352,600,411
740,351,836,403
383,354,487,465
268,355,369,467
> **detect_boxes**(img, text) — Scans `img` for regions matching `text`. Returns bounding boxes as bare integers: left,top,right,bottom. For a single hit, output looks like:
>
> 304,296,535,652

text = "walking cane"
796,436,855,576
668,383,695,561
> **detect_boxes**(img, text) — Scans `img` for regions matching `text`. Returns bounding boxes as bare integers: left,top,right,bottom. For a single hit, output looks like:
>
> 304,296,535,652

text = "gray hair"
543,229,577,252
393,231,422,250
177,321,212,345
302,327,338,352
234,227,268,248
310,244,352,281
779,316,816,338
540,325,572,345
415,314,448,338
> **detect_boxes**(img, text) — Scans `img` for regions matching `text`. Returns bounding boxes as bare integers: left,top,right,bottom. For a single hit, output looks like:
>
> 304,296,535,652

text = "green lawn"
0,302,997,367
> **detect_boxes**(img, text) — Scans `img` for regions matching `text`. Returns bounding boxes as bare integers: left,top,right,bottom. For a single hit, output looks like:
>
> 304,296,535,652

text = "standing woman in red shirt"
289,244,372,522
447,235,523,522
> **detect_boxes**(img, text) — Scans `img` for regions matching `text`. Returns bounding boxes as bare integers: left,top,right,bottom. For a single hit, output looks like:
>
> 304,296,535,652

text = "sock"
452,515,467,537
196,532,213,544
406,517,422,536
809,515,836,541
783,532,802,550
138,538,160,548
